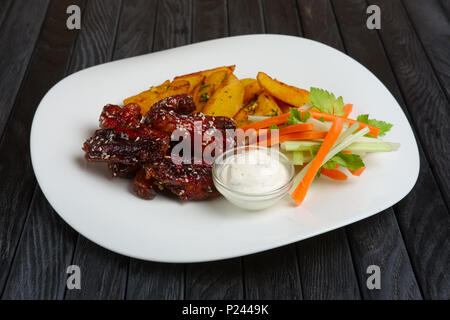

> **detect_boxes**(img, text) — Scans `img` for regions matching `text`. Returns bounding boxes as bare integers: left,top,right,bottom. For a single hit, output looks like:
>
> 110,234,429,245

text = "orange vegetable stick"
291,119,344,206
279,123,314,135
242,109,380,137
343,104,353,117
321,168,348,180
349,167,366,176
258,131,327,147
240,113,291,131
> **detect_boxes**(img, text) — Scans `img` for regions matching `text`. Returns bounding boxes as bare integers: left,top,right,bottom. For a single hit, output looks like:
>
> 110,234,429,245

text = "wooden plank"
193,0,228,42
113,0,158,60
297,231,360,299
228,0,265,35
127,260,183,300
368,0,450,207
0,0,80,296
0,0,50,136
64,237,129,300
113,0,185,300
403,0,450,100
244,246,302,299
330,0,422,300
296,0,342,49
262,0,302,35
0,0,12,28
332,0,449,299
153,0,192,51
440,0,450,17
2,187,78,299
295,0,360,300
185,259,244,299
63,0,129,300
346,211,422,299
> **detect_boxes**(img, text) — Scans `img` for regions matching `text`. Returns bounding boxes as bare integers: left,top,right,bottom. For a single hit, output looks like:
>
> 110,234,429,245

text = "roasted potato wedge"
192,70,231,112
174,65,236,92
242,79,263,105
124,79,189,115
273,96,292,114
257,72,310,107
173,73,204,92
240,78,256,87
202,73,244,117
254,91,283,116
233,101,257,128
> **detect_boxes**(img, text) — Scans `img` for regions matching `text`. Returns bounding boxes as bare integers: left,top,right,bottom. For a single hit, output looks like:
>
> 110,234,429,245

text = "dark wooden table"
0,0,449,300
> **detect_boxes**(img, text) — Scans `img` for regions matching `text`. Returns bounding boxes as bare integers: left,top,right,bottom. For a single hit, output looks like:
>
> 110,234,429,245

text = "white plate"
31,35,419,263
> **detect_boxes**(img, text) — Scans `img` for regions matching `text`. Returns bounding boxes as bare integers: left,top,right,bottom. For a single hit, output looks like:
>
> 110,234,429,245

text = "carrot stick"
291,119,344,206
242,109,380,137
258,131,327,147
343,104,353,117
279,123,314,135
349,167,366,176
321,168,348,180
305,110,379,137
240,113,291,131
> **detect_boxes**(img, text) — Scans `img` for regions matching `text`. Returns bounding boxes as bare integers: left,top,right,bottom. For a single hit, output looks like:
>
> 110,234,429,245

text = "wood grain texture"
185,259,244,299
68,0,122,74
0,0,50,136
0,0,81,296
65,237,129,300
62,0,130,300
193,0,228,42
440,0,450,17
244,246,302,299
368,0,450,208
403,0,450,100
228,0,265,35
296,231,361,299
262,0,302,35
2,187,78,300
113,0,158,60
296,0,342,49
346,210,422,299
127,261,183,300
0,0,12,28
153,0,192,51
114,0,185,300
332,0,449,299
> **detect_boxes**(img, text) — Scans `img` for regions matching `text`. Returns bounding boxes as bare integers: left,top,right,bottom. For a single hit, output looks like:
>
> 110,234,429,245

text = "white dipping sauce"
217,149,290,194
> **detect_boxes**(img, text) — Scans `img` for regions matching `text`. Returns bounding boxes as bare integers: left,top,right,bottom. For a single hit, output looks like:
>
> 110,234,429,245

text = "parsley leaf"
323,152,365,171
199,84,211,92
287,108,311,124
310,87,345,116
357,114,393,137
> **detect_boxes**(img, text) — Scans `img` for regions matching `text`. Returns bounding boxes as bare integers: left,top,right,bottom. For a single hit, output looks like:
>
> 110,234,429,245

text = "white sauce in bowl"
217,149,291,194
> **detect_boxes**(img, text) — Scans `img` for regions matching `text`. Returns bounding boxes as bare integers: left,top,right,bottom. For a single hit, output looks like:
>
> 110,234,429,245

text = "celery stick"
292,151,304,165
282,141,321,152
289,127,370,195
345,142,400,153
